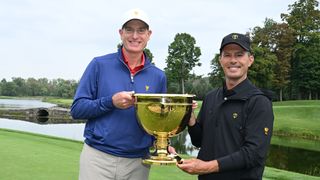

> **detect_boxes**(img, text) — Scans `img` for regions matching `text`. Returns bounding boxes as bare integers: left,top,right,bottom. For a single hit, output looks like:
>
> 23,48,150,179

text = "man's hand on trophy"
168,146,177,154
192,100,198,110
112,91,135,109
167,146,184,164
177,159,219,175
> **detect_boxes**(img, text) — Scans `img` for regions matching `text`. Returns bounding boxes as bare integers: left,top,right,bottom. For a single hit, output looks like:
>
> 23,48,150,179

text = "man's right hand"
112,91,135,109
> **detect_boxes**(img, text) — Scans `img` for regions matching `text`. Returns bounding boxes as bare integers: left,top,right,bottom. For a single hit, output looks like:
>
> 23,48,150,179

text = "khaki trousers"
79,143,150,180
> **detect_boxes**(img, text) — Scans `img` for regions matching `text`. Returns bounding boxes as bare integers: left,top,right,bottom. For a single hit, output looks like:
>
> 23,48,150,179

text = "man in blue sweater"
71,8,167,180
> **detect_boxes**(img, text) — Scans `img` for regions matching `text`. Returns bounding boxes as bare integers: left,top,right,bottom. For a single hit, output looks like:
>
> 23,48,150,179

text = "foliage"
185,75,213,100
165,33,201,94
251,19,295,101
249,46,277,89
0,78,78,98
144,48,154,64
208,53,224,88
281,0,320,99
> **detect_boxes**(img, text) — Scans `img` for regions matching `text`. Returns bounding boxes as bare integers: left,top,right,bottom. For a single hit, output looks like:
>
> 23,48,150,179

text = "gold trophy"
134,93,194,165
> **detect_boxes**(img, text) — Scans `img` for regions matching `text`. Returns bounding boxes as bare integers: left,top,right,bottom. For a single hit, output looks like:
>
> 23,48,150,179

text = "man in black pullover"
177,33,274,180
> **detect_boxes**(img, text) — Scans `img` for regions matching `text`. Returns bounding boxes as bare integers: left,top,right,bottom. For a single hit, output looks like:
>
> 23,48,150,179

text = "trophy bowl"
134,93,194,165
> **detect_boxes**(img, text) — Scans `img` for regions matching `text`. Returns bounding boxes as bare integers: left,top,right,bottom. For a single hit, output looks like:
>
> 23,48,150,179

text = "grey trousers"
79,143,150,180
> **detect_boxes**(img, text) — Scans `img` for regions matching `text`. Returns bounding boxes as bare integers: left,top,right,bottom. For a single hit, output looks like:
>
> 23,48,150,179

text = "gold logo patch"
232,34,238,40
232,112,238,119
264,127,269,135
145,85,149,91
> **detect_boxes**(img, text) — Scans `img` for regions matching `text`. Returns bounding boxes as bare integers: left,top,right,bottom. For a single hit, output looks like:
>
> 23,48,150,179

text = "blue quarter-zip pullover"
71,48,167,158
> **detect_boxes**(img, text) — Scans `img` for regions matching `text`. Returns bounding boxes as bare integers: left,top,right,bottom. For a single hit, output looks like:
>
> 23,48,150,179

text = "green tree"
0,79,18,96
209,54,224,88
37,78,49,96
251,19,295,101
165,33,201,94
12,77,27,96
281,0,320,99
185,75,213,100
26,78,40,96
52,78,77,98
272,23,295,101
249,46,277,89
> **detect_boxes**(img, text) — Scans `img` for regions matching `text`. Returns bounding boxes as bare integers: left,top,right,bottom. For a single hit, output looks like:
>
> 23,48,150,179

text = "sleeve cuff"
101,96,115,110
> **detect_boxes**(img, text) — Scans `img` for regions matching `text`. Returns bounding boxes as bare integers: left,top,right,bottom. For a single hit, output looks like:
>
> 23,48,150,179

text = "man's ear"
248,55,254,67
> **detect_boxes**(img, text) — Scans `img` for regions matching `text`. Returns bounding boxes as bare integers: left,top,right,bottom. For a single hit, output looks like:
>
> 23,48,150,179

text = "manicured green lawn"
0,129,319,180
272,100,320,140
0,129,82,180
42,97,73,108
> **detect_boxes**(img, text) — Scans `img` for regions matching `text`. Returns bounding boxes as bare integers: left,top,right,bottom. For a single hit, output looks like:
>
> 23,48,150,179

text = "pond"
0,99,319,177
0,99,55,109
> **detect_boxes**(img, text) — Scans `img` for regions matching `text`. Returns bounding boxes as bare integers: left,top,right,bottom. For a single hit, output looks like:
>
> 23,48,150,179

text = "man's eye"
126,28,134,32
137,28,147,33
236,53,244,57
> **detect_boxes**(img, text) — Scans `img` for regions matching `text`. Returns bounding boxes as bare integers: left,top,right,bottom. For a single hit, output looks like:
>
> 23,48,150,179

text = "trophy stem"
142,132,177,165
155,132,169,158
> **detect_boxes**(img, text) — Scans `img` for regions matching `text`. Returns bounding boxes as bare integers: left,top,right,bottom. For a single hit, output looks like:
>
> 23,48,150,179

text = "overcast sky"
0,0,299,80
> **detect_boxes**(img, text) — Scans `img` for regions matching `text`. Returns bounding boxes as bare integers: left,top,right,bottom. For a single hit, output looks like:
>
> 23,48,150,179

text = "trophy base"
142,158,176,165
142,155,182,165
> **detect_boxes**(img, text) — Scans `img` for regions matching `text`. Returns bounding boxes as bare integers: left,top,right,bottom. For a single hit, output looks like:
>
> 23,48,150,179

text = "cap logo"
133,11,139,16
232,34,238,40
145,85,150,91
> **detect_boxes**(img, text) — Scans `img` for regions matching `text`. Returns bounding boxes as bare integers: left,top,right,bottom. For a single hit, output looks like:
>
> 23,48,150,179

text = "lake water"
0,99,319,176
0,99,55,109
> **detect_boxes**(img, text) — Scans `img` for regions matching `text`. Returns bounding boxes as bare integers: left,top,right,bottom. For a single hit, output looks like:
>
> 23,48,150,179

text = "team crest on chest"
232,112,238,119
264,127,269,135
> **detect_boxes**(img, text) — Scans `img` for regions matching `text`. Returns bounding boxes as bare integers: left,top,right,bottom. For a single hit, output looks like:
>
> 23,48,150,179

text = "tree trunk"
309,91,312,100
279,88,283,101
181,78,185,94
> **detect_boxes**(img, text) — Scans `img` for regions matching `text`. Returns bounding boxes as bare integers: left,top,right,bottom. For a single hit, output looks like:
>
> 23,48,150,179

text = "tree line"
0,78,77,98
0,0,319,101
167,0,320,101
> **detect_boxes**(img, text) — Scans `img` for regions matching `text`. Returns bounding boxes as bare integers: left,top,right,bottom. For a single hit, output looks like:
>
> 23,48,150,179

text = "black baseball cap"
219,33,251,53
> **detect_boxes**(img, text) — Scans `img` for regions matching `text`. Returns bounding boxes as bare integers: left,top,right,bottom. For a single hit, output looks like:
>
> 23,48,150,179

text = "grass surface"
42,97,73,108
272,100,320,140
1,129,319,180
0,129,82,180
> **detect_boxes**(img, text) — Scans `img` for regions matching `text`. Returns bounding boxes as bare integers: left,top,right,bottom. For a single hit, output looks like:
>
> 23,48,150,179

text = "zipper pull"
130,74,134,83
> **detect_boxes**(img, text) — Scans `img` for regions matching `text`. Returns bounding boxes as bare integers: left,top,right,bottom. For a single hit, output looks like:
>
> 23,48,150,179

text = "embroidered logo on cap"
145,85,149,91
133,10,139,16
232,34,238,40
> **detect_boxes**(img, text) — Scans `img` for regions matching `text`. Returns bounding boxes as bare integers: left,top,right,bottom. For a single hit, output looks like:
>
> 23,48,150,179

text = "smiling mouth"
129,40,141,46
228,66,240,69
